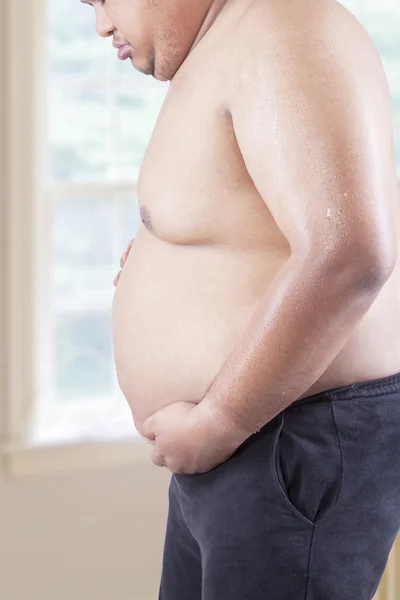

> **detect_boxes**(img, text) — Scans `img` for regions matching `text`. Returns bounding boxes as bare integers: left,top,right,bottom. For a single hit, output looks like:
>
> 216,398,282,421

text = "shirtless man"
83,0,400,597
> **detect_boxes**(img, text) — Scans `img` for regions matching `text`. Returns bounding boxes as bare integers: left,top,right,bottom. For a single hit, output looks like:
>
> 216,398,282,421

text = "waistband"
290,371,400,407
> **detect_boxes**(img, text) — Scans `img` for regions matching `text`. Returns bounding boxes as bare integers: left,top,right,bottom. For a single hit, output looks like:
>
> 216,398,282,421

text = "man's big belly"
111,224,288,429
112,223,400,432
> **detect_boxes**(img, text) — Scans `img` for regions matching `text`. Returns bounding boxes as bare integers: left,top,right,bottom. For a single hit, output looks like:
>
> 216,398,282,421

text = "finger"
141,425,156,443
140,416,156,441
140,435,155,447
120,251,128,268
122,239,134,262
113,271,122,287
151,446,165,468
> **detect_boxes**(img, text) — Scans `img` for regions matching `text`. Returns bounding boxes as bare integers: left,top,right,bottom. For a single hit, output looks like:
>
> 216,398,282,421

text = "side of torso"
112,0,400,426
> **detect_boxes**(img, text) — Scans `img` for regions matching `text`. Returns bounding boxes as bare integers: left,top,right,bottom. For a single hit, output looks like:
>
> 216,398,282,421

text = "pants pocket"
271,399,343,526
328,396,400,545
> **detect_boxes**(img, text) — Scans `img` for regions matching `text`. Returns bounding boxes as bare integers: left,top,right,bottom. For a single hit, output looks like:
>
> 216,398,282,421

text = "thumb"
140,416,156,442
151,444,165,468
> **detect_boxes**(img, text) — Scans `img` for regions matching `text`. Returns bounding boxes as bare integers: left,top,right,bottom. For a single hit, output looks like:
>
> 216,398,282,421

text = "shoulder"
228,0,389,105
235,0,375,55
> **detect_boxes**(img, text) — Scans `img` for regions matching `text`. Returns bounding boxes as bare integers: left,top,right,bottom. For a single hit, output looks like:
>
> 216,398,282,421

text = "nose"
95,9,115,38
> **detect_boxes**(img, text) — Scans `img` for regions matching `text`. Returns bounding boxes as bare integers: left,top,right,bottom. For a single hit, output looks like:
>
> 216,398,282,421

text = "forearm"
198,254,386,438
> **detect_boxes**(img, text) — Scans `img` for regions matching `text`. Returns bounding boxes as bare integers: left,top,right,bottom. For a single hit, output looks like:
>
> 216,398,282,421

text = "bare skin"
88,0,400,471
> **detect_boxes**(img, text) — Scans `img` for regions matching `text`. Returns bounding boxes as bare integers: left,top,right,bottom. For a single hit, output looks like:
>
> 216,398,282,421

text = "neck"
188,0,231,54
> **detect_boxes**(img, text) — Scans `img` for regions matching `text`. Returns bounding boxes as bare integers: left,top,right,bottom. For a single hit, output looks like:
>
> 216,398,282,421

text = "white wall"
0,462,170,600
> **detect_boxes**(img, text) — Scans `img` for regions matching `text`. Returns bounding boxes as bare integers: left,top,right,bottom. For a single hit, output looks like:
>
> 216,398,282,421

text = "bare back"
112,0,400,429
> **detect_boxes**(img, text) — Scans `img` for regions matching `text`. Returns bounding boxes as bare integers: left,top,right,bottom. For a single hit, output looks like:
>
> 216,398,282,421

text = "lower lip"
117,45,132,61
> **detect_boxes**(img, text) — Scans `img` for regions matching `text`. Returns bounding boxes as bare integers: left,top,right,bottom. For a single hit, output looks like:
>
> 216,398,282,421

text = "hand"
140,400,248,475
113,238,134,287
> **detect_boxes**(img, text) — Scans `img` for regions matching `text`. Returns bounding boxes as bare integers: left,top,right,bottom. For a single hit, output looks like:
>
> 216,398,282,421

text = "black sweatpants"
158,371,400,600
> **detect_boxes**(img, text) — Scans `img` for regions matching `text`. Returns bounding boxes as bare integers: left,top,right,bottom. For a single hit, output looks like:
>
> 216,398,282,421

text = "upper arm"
229,4,396,272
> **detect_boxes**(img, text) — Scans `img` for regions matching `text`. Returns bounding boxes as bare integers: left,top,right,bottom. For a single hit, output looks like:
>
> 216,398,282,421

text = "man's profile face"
81,0,212,81
81,0,157,76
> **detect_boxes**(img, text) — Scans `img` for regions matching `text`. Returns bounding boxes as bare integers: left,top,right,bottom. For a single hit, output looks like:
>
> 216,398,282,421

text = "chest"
136,75,254,244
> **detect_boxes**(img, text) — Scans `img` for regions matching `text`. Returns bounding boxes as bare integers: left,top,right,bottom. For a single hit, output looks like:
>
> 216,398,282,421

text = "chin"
130,56,154,77
155,71,170,82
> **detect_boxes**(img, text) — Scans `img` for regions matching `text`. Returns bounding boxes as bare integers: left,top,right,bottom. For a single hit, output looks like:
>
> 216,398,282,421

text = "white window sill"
2,434,153,479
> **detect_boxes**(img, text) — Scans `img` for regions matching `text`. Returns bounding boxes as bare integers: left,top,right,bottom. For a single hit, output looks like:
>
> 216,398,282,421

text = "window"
32,0,168,443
